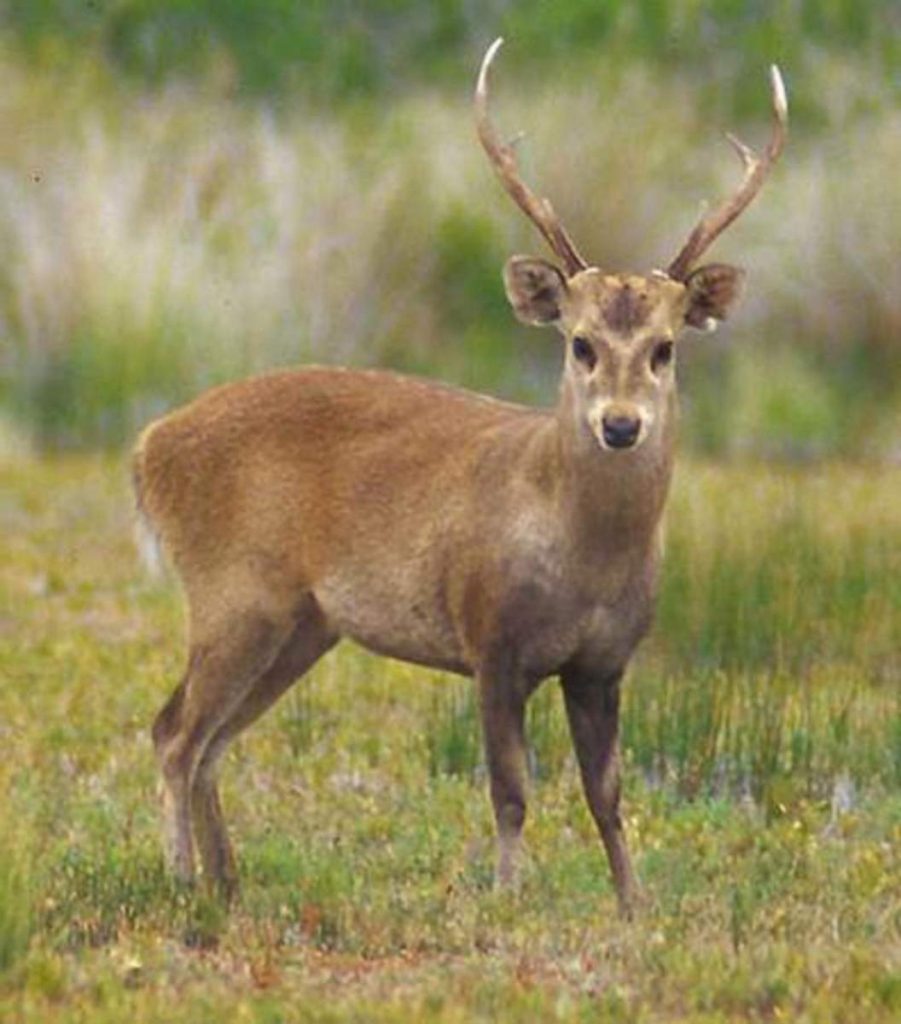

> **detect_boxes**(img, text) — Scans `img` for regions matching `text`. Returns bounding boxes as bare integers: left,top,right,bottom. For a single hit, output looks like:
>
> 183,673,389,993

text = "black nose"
602,415,641,449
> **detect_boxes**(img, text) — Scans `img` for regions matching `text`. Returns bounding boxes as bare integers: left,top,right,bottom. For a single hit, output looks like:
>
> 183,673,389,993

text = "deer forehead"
565,271,688,342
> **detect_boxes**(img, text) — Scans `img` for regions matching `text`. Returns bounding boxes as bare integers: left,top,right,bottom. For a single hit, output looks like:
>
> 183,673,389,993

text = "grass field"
1,455,898,1022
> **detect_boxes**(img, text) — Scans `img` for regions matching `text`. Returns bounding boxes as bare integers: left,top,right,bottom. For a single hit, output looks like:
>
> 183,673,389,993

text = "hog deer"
133,39,787,916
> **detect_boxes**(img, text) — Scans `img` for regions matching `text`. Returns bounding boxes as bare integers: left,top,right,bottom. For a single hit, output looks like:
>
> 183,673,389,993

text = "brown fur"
135,257,744,917
601,280,653,334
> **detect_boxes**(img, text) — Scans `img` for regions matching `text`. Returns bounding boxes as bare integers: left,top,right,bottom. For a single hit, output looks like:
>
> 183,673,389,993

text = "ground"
1,456,898,1022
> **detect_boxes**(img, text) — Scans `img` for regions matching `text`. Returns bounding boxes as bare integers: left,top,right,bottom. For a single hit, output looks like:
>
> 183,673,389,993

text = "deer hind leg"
478,668,528,887
152,595,298,885
190,599,337,896
560,666,638,918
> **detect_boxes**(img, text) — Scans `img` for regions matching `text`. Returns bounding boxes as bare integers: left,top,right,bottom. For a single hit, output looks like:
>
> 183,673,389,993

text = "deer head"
476,38,787,453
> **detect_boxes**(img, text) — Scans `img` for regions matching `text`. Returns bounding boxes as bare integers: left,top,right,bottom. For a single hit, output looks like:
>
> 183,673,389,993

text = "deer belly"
314,569,470,676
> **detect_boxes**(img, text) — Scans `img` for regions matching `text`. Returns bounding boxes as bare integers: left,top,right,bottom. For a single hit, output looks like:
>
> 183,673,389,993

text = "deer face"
503,257,744,452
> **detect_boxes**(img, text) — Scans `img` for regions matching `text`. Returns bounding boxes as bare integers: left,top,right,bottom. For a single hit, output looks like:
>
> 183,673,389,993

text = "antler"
475,37,589,277
667,66,788,281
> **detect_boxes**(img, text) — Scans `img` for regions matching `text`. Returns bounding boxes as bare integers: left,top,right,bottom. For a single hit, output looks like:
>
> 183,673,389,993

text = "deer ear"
503,256,568,326
684,263,745,330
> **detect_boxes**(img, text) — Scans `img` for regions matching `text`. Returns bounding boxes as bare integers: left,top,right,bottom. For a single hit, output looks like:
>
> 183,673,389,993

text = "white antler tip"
769,64,788,121
477,37,505,96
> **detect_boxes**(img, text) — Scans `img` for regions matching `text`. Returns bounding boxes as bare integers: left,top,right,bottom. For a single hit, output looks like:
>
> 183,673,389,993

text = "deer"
133,38,787,917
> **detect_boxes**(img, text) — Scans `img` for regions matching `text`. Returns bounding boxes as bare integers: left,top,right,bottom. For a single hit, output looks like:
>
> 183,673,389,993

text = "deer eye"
651,340,674,373
571,336,597,370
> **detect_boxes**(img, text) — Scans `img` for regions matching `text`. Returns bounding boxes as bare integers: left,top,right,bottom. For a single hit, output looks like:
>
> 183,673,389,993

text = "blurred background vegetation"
0,0,898,455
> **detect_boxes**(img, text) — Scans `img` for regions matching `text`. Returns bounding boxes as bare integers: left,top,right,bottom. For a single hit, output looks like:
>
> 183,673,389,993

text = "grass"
0,454,898,1021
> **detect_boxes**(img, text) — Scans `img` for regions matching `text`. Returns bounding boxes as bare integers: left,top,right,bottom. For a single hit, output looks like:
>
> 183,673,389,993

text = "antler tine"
475,37,589,277
667,65,788,281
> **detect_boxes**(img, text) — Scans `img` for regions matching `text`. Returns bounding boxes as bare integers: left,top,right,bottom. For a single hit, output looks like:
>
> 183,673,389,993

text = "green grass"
1,455,898,1021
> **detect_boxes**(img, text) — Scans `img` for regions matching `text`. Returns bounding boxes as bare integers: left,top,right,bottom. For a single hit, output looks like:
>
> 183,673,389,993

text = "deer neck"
552,380,676,560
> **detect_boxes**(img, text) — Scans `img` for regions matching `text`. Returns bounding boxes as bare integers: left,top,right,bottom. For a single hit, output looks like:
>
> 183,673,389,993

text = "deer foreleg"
478,667,528,886
561,666,638,917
